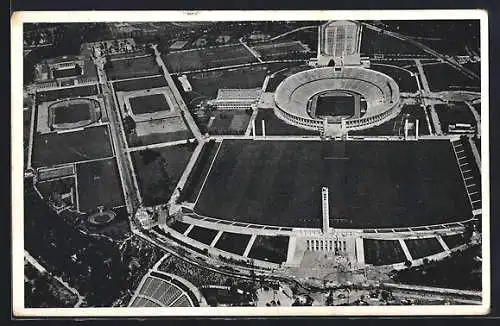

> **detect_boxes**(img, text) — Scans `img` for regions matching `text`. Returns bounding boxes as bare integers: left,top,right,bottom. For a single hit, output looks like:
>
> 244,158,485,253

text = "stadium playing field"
315,94,355,118
32,125,113,168
129,94,170,115
194,139,472,228
76,158,124,212
53,103,92,124
106,56,160,80
163,44,258,73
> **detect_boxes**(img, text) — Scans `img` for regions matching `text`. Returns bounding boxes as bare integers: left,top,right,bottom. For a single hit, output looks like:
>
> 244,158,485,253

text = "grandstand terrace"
129,270,203,307
273,66,400,134
317,21,362,66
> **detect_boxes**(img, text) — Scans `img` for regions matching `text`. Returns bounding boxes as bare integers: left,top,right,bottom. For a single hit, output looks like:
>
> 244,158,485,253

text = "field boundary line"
27,98,37,170
70,155,117,167
108,81,144,207
193,140,223,206
126,138,197,153
109,74,164,84
74,172,80,212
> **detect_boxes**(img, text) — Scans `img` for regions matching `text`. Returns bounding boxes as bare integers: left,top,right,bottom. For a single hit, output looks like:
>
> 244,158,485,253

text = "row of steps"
451,137,481,215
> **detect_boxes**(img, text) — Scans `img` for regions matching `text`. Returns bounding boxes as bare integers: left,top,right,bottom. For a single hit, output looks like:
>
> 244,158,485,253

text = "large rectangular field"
53,103,91,124
163,44,257,73
106,56,160,80
76,158,124,212
129,94,170,115
36,85,98,103
193,139,472,228
31,125,113,168
188,65,269,99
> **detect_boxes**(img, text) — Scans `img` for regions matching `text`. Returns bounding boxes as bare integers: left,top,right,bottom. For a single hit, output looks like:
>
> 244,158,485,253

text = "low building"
134,207,155,230
178,75,192,92
208,88,262,110
169,40,189,50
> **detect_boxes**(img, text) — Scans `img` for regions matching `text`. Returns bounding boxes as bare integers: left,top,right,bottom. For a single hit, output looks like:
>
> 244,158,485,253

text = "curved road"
360,22,480,80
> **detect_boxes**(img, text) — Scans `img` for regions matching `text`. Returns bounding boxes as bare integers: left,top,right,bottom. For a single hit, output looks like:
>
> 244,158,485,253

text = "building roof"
215,88,262,102
169,40,189,50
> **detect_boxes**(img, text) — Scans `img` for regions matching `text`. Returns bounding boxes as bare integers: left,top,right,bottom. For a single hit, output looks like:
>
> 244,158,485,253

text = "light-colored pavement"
239,37,263,63
126,138,197,153
152,44,203,141
415,59,443,135
93,54,142,213
269,25,318,41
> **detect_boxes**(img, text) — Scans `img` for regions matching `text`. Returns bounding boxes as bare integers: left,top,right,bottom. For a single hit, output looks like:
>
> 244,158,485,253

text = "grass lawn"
164,44,257,73
423,63,480,91
188,65,269,99
106,56,161,80
131,144,195,206
363,238,406,266
129,94,170,115
186,226,218,245
112,76,167,92
194,139,471,228
37,85,98,103
254,108,319,136
76,158,124,212
208,110,252,135
214,232,251,255
32,125,113,168
53,103,92,124
404,237,445,260
247,235,289,264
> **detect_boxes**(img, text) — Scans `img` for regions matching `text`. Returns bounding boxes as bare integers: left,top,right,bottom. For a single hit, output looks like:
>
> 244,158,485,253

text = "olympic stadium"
147,21,482,272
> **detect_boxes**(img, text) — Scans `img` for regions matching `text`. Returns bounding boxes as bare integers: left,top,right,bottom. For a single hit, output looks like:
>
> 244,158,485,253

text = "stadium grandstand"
273,66,400,135
316,20,363,67
33,55,98,90
129,270,206,307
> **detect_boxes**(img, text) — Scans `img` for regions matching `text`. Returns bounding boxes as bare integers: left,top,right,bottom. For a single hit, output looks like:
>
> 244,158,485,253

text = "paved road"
93,54,141,214
153,44,203,141
360,22,480,80
269,25,318,41
415,59,443,135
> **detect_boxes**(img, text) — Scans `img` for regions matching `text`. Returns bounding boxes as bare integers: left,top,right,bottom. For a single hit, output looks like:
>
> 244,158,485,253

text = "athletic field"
129,94,170,115
106,56,160,81
193,139,472,228
32,125,113,168
76,158,124,212
52,103,92,124
163,44,257,73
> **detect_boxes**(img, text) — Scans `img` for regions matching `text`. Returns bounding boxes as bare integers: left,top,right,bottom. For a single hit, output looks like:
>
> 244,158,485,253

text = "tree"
122,116,136,134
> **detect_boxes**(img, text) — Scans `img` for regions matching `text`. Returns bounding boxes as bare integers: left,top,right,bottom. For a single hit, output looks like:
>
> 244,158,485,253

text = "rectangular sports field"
253,41,308,58
31,125,113,168
129,94,170,115
316,95,354,117
106,56,160,80
188,66,269,99
193,139,472,228
163,44,257,73
36,85,98,103
53,103,91,124
76,158,124,212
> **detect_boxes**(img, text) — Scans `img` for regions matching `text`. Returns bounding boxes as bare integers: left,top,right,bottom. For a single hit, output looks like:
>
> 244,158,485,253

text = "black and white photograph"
11,10,489,316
